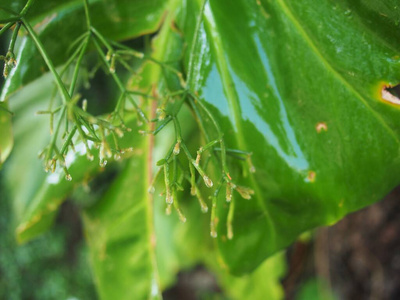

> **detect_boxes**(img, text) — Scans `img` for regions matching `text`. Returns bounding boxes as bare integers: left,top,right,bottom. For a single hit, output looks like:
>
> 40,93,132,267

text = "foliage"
1,0,400,298
0,179,96,299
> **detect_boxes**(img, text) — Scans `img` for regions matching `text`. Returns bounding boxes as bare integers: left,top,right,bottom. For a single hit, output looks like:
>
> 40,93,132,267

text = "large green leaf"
0,102,13,166
184,0,400,274
211,253,286,300
4,73,106,243
1,0,167,102
1,0,168,240
5,70,141,244
82,1,188,297
82,134,161,299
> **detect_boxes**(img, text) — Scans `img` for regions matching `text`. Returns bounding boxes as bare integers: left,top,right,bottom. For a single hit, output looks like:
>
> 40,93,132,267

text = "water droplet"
65,174,72,181
87,153,94,161
210,230,217,238
344,9,352,18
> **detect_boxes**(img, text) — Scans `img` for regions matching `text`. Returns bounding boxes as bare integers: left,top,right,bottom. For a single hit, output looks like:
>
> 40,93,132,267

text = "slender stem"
83,0,91,30
8,22,21,54
210,179,223,238
173,116,210,185
126,90,156,99
152,116,172,135
69,35,90,95
187,95,211,141
199,139,219,154
91,27,113,53
0,22,14,36
44,107,67,163
67,31,89,55
92,36,148,122
20,0,36,16
188,94,231,181
227,196,235,239
60,126,77,154
0,17,20,24
22,17,70,104
73,112,92,153
111,40,183,81
60,38,86,78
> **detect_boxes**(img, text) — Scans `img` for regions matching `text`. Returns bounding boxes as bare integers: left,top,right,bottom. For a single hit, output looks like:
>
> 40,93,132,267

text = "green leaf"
82,2,186,297
1,0,169,240
211,253,286,300
82,134,162,299
0,0,22,22
184,0,400,274
4,73,106,243
296,278,337,300
0,101,13,166
1,0,167,101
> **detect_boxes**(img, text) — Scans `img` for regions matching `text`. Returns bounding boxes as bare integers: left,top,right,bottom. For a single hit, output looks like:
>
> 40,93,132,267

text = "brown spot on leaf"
307,171,316,183
316,122,328,133
378,82,400,106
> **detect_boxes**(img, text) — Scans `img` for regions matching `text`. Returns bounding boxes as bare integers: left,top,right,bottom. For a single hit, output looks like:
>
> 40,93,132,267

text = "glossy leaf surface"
3,0,400,297
1,0,166,102
184,0,400,273
0,102,13,166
